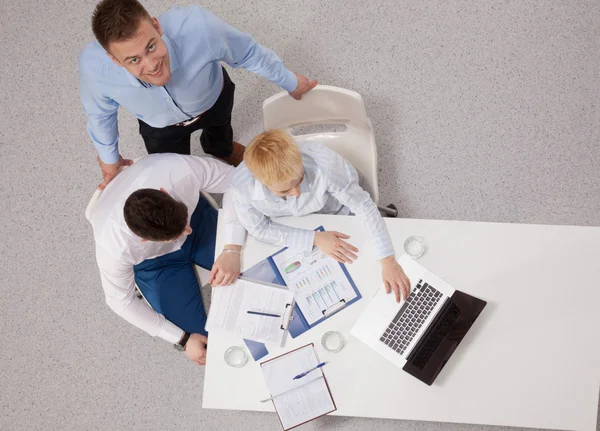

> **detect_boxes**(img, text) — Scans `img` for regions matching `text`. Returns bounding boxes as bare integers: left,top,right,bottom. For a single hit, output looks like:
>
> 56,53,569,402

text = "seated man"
88,153,245,365
232,129,410,302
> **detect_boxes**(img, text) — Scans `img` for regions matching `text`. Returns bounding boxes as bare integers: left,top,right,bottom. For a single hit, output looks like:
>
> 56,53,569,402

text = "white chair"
84,188,102,223
262,85,398,216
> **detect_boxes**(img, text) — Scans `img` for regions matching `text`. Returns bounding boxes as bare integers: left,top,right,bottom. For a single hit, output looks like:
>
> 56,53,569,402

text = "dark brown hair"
92,0,152,50
124,189,188,241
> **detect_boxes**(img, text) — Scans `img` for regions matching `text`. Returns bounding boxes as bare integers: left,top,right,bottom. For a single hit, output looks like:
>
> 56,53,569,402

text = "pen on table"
293,362,328,380
247,310,281,318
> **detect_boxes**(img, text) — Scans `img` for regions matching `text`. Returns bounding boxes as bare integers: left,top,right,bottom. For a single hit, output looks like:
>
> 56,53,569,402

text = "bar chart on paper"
294,265,332,290
272,247,358,325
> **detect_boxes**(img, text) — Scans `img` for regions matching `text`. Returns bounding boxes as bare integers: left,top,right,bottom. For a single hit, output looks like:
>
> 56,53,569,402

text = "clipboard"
241,226,361,360
259,343,337,430
205,278,294,346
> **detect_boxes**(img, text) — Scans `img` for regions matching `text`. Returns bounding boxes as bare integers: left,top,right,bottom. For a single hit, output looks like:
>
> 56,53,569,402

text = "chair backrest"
85,188,102,223
262,85,379,203
200,191,220,210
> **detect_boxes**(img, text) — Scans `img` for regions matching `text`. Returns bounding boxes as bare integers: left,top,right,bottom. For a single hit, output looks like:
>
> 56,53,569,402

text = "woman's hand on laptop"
314,231,359,264
209,245,242,286
381,256,411,302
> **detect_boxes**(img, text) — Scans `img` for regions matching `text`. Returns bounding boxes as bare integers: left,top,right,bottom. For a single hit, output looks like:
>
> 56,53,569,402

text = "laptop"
351,254,486,385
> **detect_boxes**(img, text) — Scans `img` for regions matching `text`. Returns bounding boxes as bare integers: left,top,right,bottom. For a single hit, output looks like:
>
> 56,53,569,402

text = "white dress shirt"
232,142,394,260
88,154,245,344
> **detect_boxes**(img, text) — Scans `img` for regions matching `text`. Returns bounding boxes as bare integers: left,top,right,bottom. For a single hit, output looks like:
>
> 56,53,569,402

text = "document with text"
272,246,358,325
205,279,294,346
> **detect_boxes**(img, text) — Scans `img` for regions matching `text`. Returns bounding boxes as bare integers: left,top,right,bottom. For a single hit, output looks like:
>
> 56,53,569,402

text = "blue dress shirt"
79,6,297,164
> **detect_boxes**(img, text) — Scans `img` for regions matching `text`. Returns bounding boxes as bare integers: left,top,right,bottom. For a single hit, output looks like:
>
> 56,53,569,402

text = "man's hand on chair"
97,155,134,190
185,333,208,366
289,72,317,100
209,245,241,287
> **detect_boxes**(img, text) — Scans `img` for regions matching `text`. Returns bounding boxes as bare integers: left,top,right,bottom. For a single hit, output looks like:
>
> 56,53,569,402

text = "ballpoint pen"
293,361,327,380
247,310,281,318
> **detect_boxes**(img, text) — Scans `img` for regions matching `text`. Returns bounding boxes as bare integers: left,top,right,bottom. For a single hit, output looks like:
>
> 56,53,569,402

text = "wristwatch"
174,331,191,352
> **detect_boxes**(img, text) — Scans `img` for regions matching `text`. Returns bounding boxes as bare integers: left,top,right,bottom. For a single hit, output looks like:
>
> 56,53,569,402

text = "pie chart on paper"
285,261,302,274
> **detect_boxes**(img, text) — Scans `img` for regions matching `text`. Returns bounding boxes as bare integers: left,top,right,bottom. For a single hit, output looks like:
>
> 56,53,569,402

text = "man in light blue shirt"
232,130,411,303
79,0,316,189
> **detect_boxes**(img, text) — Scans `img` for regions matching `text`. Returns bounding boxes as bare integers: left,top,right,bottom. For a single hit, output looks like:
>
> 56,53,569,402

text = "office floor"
1,0,598,430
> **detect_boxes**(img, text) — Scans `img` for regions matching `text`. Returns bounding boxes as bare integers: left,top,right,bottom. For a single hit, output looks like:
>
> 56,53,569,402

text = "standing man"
79,0,316,189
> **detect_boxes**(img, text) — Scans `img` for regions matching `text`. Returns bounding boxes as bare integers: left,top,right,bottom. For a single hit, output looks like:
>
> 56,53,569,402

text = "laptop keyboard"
410,302,461,370
379,280,443,355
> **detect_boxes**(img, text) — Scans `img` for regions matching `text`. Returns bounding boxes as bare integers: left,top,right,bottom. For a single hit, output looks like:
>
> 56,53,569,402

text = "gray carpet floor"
1,0,598,430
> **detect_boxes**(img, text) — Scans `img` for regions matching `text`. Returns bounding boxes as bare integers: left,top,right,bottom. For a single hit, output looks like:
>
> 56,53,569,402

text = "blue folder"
241,226,361,360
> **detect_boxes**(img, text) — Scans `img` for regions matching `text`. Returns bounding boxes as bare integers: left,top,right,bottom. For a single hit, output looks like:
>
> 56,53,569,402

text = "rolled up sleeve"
327,156,395,260
183,155,247,246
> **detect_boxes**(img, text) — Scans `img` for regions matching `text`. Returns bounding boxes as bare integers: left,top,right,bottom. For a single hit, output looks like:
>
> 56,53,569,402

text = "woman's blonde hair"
244,129,303,184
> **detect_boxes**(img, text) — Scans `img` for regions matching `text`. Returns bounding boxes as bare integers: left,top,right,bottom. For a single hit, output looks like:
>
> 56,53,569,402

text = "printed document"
206,279,294,345
272,246,358,325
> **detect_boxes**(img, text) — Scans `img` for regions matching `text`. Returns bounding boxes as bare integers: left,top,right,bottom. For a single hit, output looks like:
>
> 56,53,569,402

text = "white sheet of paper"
272,246,358,325
205,279,294,345
261,345,335,430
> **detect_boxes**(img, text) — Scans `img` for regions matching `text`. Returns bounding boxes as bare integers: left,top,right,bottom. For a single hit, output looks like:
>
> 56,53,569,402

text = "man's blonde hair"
244,129,302,184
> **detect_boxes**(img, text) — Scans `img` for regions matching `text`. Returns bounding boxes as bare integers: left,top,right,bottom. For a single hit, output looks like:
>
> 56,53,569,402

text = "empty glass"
404,236,426,259
224,346,248,367
321,331,344,353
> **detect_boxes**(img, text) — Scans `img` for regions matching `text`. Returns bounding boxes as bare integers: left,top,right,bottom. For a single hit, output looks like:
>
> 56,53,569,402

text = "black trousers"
138,68,235,158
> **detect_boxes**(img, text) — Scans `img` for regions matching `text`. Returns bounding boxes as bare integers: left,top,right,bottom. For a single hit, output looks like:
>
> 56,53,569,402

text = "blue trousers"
133,197,217,336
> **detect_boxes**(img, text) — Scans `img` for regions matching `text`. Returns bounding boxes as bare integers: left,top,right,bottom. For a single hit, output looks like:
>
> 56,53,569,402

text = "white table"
203,214,600,431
